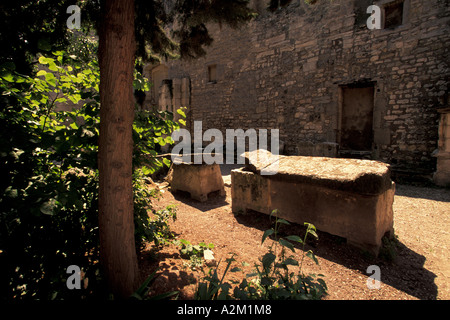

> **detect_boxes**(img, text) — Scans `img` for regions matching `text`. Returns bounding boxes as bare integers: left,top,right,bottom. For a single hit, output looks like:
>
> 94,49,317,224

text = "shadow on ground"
138,250,198,299
234,209,438,300
171,189,229,212
394,183,450,202
152,166,441,299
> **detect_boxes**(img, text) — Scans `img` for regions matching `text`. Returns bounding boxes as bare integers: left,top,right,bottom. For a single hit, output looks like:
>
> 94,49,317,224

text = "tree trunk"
98,0,139,298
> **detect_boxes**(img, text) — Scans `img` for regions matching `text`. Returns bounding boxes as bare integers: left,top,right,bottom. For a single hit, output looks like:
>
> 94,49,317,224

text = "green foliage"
235,212,327,300
0,51,103,300
1,1,255,71
195,210,327,300
195,255,238,300
174,239,215,270
130,268,179,300
0,50,182,300
133,108,181,173
148,206,178,246
134,179,178,250
65,31,99,68
134,0,256,62
176,239,215,259
379,235,399,262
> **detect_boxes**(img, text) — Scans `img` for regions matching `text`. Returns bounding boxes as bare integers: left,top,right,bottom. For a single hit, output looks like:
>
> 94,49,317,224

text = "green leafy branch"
194,210,327,300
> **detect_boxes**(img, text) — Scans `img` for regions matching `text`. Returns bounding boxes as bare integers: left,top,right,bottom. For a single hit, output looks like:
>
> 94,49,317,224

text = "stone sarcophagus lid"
231,150,395,256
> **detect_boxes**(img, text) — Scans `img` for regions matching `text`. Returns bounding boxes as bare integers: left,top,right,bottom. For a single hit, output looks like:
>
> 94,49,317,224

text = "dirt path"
140,168,450,300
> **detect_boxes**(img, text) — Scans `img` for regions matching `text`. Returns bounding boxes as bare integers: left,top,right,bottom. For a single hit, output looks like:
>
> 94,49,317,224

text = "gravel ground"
140,168,450,300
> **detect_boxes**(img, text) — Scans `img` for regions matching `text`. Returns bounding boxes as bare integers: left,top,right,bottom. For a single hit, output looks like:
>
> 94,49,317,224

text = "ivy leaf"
36,70,47,77
162,157,171,167
40,199,57,215
47,61,58,72
176,108,186,118
38,56,49,65
164,135,174,144
4,187,18,199
140,166,152,175
81,128,95,138
9,148,24,160
55,97,67,103
45,73,57,86
68,94,81,104
1,73,14,82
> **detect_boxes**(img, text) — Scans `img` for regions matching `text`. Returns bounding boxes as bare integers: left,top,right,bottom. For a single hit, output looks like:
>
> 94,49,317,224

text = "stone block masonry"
158,0,449,177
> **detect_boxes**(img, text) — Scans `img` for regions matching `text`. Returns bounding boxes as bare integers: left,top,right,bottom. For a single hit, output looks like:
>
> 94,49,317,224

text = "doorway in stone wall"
143,64,169,107
339,83,375,153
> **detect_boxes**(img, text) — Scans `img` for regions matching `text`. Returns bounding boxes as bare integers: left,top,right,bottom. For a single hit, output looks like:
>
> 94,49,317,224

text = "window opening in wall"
208,64,217,83
384,0,404,29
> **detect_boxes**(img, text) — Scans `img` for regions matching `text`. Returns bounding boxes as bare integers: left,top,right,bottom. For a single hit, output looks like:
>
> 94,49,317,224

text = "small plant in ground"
149,205,178,247
195,210,328,300
234,210,327,300
195,255,239,300
174,239,215,270
379,235,399,262
130,268,179,300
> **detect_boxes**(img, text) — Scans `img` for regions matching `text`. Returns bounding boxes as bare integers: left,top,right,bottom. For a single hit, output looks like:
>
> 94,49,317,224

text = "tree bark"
98,0,139,298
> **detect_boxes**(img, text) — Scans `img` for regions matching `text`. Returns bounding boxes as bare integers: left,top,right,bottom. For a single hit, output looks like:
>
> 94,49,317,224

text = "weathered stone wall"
163,0,449,175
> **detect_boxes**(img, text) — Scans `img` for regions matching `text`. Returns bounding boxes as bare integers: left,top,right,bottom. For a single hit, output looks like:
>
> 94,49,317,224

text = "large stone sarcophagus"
231,150,395,256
